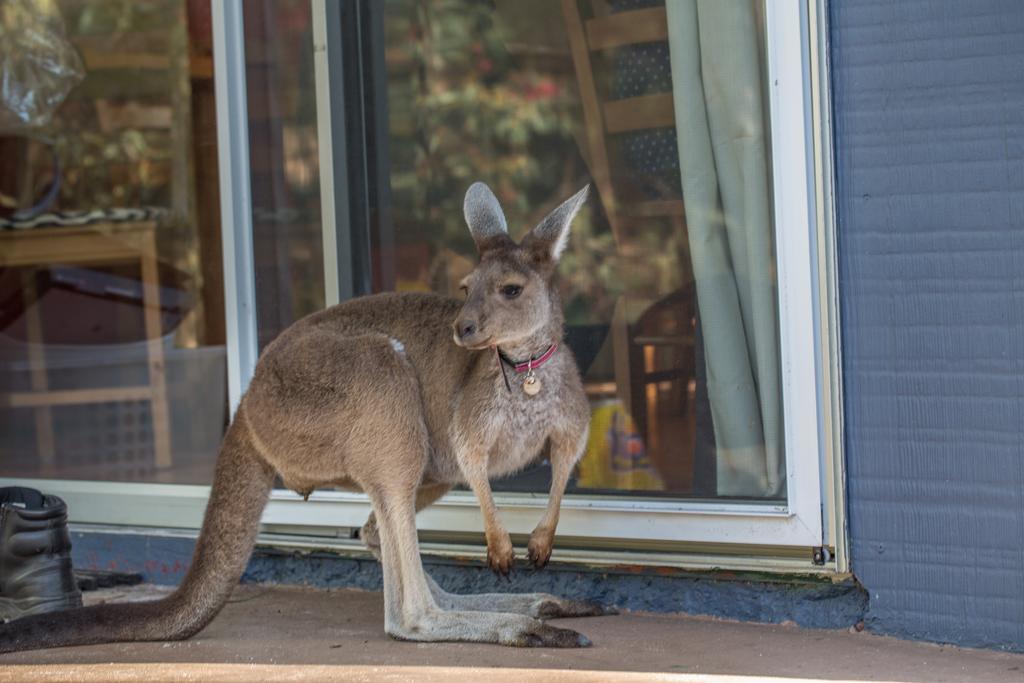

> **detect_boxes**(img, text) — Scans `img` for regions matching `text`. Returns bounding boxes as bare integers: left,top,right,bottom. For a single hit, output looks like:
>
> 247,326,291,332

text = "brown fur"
0,183,610,653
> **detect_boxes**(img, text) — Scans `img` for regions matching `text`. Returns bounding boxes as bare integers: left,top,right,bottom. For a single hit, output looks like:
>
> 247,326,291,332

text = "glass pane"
370,0,783,499
0,0,225,484
243,1,325,351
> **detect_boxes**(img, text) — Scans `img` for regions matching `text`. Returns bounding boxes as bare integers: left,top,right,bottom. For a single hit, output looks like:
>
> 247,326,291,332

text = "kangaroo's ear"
464,182,512,253
523,184,589,266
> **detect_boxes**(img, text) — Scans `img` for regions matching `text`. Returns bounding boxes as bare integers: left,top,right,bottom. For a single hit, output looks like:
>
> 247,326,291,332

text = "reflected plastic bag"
0,0,85,131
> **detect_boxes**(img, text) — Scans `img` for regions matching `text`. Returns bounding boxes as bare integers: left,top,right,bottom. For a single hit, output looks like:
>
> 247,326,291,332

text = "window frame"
277,0,830,550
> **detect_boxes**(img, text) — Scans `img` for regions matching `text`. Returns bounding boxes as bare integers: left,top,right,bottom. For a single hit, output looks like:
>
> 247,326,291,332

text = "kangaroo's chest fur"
446,365,571,483
486,391,559,479
426,336,585,486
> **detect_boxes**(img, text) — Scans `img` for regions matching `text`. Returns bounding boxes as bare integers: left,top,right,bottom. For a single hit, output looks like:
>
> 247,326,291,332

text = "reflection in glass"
0,1,226,484
244,1,326,350
374,0,783,499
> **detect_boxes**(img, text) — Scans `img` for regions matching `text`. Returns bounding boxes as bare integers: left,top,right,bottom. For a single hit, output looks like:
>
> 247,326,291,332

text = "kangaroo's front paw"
527,529,553,569
486,533,515,577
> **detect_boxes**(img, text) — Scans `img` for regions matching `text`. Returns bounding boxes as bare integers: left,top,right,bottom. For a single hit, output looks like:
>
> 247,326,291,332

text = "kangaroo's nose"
457,320,477,339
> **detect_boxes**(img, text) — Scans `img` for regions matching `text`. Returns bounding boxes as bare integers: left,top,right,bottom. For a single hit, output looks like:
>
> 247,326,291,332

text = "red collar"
497,343,558,373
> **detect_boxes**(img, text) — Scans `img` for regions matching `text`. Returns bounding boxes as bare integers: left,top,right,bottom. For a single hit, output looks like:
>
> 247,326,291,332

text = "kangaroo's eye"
459,285,468,297
501,284,523,299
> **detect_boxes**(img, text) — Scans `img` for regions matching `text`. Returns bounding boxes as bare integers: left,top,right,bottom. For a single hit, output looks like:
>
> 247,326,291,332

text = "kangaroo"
0,182,614,654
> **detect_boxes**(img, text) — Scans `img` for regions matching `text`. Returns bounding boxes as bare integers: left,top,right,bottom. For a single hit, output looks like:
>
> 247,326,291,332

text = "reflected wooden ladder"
561,0,686,247
562,1,697,483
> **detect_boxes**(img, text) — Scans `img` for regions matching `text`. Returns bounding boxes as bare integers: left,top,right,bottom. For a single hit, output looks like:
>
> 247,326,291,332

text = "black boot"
0,487,82,621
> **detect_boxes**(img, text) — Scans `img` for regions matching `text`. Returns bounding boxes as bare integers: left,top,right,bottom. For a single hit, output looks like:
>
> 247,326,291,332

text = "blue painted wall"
831,0,1024,651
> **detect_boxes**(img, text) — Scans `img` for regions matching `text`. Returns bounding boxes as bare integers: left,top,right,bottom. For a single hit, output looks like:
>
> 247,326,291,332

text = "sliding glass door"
3,0,842,571
266,0,837,563
373,0,782,502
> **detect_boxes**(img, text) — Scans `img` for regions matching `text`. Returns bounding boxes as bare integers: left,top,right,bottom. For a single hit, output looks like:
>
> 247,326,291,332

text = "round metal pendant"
522,375,541,396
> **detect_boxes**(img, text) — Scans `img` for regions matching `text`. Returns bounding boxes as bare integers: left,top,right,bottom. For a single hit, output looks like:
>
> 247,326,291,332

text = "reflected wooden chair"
0,223,172,470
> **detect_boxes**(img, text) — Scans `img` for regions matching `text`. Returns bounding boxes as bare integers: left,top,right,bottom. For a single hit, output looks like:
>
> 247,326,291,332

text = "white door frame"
269,0,831,551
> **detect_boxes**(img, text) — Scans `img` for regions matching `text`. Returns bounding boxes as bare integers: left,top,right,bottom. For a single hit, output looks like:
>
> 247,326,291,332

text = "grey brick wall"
831,0,1024,650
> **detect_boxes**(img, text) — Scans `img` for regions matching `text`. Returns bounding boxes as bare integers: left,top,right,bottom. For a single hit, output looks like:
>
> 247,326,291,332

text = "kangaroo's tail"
0,413,276,654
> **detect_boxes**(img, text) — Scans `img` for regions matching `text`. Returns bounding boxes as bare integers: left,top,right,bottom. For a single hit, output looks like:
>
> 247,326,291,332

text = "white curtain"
666,0,783,496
